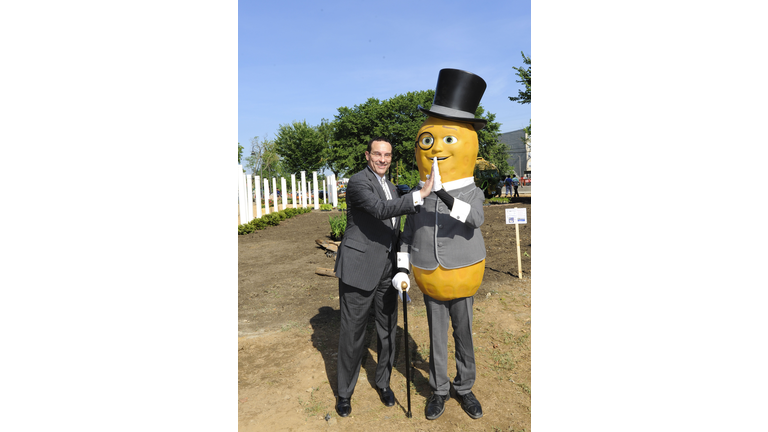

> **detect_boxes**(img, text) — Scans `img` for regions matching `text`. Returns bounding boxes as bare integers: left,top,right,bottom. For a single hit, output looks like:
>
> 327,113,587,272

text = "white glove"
392,272,412,303
431,157,442,192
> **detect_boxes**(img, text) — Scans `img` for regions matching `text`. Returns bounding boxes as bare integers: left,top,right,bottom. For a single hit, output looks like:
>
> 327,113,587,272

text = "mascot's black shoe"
335,397,351,417
377,387,395,407
425,393,449,420
458,391,483,419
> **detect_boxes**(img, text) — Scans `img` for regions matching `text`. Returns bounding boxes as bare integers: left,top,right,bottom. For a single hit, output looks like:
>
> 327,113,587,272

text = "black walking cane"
401,281,412,418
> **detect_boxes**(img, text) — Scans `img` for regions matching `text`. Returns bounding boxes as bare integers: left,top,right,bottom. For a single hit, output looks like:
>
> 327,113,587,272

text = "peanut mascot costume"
393,68,487,421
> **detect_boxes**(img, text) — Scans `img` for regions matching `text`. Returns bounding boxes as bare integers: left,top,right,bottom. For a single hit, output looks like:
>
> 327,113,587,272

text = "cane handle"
401,281,408,289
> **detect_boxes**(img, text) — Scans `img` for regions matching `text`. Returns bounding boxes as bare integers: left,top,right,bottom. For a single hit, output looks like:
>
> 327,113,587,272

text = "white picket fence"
237,166,339,225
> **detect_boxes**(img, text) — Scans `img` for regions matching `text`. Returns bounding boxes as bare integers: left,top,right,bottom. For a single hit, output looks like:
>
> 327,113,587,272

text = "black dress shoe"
458,391,483,419
336,396,351,417
377,387,395,407
425,393,449,420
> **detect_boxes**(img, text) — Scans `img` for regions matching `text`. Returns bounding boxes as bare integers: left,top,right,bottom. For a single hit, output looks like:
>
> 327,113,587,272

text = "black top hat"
418,68,488,131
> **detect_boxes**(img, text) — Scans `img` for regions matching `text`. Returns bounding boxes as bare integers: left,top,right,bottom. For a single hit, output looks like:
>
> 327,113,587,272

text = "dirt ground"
238,200,531,431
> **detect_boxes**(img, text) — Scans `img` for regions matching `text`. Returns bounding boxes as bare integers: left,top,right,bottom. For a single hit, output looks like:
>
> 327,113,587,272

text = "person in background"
511,174,520,198
504,175,513,197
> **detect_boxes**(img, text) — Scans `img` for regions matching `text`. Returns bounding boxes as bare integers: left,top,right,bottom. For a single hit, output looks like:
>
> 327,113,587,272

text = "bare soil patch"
238,201,531,431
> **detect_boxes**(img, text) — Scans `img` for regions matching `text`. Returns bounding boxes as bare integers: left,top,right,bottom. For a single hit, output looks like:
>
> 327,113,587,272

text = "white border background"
2,1,766,430
1,1,237,430
535,1,767,430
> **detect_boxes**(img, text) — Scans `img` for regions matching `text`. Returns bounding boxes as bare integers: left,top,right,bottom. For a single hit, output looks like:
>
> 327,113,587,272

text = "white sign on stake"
505,207,527,224
505,207,527,279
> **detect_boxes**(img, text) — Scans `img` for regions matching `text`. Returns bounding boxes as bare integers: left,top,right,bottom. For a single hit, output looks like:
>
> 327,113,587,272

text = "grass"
411,306,426,317
264,284,284,298
417,342,429,359
298,388,326,417
489,349,516,372
281,321,300,332
514,332,530,350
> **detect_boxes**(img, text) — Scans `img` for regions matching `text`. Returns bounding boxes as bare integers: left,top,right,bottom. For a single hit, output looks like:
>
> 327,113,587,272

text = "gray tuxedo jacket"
334,167,418,291
399,183,486,270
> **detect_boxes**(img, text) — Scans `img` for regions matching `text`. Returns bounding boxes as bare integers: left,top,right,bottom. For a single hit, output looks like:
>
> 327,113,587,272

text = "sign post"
505,208,528,279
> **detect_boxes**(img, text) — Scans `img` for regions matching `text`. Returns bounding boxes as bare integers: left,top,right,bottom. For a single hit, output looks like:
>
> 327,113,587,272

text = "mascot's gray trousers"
424,293,476,396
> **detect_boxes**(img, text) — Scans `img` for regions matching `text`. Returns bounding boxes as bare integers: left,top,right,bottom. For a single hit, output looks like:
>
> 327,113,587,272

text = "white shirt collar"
419,176,474,191
367,165,386,183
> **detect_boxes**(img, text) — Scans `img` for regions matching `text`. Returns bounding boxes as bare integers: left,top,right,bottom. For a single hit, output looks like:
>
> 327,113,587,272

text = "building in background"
498,129,531,179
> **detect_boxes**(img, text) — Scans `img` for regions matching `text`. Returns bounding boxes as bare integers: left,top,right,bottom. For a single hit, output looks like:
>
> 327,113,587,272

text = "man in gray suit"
333,137,434,418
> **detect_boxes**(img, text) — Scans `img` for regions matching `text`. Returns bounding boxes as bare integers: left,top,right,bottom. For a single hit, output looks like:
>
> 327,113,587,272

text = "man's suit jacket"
334,167,418,291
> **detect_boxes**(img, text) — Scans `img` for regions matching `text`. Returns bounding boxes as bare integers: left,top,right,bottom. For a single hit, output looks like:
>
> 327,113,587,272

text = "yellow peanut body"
413,260,485,301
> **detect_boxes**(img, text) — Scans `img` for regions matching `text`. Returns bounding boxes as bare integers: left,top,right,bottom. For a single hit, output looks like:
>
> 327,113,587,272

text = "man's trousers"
336,258,398,398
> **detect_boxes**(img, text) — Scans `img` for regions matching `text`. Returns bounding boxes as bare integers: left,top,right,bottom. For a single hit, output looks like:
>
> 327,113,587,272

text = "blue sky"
238,0,531,172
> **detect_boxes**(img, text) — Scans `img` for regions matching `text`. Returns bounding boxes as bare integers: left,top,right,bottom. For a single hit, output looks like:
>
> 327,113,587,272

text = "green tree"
509,51,531,105
274,120,326,174
510,51,531,144
316,118,340,175
329,96,393,178
246,135,285,180
329,90,506,186
475,108,509,175
238,143,244,164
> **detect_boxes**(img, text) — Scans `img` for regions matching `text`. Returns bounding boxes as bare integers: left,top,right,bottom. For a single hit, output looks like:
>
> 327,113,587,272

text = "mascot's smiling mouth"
436,156,449,161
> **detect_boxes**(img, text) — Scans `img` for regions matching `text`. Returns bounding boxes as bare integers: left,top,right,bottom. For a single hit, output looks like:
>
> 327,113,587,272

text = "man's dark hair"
367,137,392,153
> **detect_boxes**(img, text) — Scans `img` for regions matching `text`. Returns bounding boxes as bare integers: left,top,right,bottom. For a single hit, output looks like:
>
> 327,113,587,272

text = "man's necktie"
381,177,396,228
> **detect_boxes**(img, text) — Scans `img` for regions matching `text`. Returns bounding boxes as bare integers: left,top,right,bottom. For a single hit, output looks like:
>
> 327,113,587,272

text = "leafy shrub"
264,213,282,226
320,203,333,211
328,214,346,240
237,206,313,235
338,202,347,211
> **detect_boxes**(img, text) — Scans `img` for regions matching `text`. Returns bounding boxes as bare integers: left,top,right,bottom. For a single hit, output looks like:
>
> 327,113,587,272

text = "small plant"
329,214,346,240
320,203,333,211
337,201,347,211
487,197,509,204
